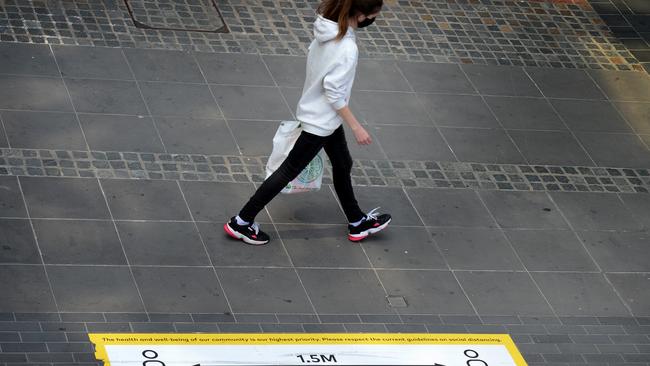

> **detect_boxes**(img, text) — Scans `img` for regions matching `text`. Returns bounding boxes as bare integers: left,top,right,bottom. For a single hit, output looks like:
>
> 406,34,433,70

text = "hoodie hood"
314,15,354,43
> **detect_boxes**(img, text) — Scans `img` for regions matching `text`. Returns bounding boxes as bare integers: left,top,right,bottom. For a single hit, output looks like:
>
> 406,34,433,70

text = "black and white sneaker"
348,207,391,242
224,217,270,245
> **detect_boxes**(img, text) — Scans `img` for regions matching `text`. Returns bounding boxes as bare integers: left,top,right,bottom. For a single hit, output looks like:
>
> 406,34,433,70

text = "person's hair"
318,0,383,40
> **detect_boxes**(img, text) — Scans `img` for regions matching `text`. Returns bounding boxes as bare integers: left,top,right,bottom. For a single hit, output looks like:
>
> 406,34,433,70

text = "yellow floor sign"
89,333,528,366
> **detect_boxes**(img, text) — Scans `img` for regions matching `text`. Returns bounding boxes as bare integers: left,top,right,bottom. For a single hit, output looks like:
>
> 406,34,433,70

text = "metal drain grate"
123,0,228,33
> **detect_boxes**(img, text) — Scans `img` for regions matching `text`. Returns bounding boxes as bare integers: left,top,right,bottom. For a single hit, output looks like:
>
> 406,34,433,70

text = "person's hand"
353,126,372,145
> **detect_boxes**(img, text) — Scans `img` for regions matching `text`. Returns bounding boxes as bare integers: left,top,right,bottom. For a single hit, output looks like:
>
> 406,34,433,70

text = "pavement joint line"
95,177,151,317
119,48,169,154
175,179,237,320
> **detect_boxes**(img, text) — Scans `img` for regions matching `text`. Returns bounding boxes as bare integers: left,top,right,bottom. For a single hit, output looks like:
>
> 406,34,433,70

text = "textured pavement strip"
0,148,648,194
0,312,649,365
0,0,644,70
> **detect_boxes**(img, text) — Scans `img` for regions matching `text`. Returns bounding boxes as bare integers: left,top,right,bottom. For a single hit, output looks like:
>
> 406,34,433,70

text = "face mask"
357,16,376,28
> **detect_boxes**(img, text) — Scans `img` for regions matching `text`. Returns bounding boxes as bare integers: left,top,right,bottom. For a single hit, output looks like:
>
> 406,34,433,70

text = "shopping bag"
265,121,324,194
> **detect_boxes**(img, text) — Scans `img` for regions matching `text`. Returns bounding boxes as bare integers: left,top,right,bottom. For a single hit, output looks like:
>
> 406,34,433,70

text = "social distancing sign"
89,333,528,366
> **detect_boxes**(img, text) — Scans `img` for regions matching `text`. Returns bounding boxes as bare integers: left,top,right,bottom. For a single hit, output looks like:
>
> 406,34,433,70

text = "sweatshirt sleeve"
322,50,358,110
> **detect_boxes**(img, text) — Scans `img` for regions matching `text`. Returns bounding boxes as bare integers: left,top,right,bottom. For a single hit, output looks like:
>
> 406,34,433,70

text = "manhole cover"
124,0,228,33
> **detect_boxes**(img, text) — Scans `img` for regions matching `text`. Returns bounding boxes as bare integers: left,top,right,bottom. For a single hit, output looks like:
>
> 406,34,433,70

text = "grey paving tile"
210,85,292,120
0,75,73,111
378,270,474,315
461,64,541,97
354,91,431,125
577,231,650,272
407,188,495,227
619,194,650,231
641,133,650,148
140,82,222,118
397,62,475,93
174,322,219,332
198,221,289,266
267,187,345,224
504,230,597,271
1,111,86,150
0,176,27,217
550,192,643,231
117,221,210,266
262,55,306,87
508,130,594,166
525,68,605,100
0,43,58,76
155,116,238,155
352,187,421,226
374,125,455,161
190,313,235,322
123,49,203,82
52,46,132,79
131,323,175,332
196,53,274,86
65,78,147,114
279,86,301,114
607,273,650,316
359,314,400,323
0,124,7,148
589,69,650,102
298,268,392,314
132,266,228,313
576,132,650,168
218,267,313,313
456,271,554,316
301,323,345,333
180,181,270,223
20,177,110,219
614,101,650,133
78,114,164,152
277,224,371,268
0,219,38,264
361,226,446,269
430,227,523,270
229,120,277,156
341,124,387,160
440,127,526,164
485,97,566,130
420,93,500,128
48,265,144,312
33,219,125,265
276,314,318,323
101,179,191,220
533,273,630,316
550,99,632,132
354,60,410,91
479,191,569,229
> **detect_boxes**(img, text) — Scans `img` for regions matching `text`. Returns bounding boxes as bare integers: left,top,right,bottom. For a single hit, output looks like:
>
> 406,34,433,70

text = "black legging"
239,125,365,223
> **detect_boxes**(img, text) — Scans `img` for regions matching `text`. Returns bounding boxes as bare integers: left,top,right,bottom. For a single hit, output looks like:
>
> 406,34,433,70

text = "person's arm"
322,47,372,145
337,105,372,145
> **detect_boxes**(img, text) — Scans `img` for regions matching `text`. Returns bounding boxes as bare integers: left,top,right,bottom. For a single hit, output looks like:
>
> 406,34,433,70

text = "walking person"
224,0,391,245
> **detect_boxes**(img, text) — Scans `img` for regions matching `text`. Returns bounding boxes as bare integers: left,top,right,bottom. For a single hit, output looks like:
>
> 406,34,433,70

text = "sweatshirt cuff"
331,99,347,110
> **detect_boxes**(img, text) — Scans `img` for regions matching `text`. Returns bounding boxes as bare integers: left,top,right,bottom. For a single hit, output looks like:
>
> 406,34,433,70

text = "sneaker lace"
250,222,260,235
366,207,381,221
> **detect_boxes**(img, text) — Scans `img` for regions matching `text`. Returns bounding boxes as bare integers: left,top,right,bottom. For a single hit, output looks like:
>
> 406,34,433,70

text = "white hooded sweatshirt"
296,15,358,137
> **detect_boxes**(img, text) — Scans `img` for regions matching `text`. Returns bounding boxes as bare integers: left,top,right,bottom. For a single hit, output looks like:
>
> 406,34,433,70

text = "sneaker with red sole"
224,217,270,245
348,207,391,242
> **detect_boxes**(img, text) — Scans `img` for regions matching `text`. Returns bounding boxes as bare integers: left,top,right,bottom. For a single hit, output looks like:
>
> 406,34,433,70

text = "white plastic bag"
265,121,324,194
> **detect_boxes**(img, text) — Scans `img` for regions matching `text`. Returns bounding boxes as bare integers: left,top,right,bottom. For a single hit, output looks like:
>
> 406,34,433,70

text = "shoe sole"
224,223,269,245
348,218,391,242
